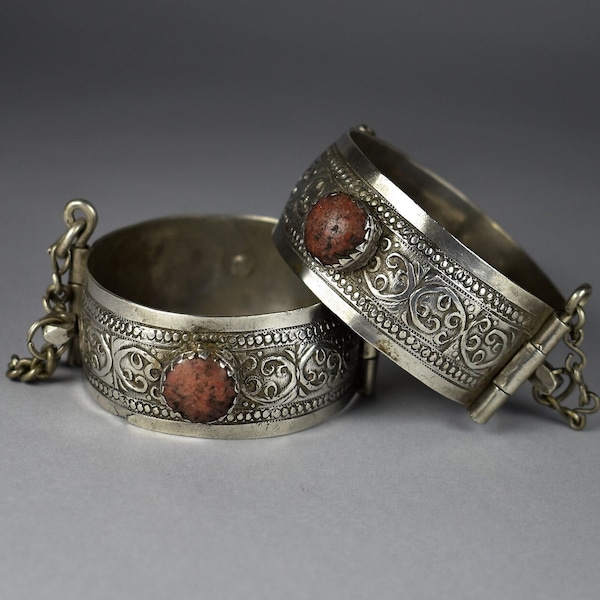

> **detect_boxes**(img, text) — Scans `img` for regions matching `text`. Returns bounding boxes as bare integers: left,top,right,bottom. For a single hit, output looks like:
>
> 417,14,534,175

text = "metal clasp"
469,284,599,429
7,200,97,382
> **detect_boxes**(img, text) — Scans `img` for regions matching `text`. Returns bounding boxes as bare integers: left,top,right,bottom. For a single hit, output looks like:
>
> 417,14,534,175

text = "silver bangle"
274,126,599,429
6,208,366,438
79,215,366,438
7,130,597,431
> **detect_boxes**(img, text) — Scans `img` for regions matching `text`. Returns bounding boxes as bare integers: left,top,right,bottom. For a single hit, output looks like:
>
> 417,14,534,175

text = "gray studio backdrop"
1,2,599,600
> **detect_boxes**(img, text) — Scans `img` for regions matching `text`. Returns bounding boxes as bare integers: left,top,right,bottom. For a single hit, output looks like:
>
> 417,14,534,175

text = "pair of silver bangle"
8,126,599,437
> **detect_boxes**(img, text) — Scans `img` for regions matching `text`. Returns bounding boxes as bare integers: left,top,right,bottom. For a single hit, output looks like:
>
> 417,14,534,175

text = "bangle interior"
352,130,564,311
87,215,318,316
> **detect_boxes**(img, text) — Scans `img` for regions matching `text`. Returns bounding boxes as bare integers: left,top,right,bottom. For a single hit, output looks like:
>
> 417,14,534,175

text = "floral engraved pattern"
460,315,515,371
407,277,467,349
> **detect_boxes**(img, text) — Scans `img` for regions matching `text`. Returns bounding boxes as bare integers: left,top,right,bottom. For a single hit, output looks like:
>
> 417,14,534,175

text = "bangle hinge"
468,284,599,429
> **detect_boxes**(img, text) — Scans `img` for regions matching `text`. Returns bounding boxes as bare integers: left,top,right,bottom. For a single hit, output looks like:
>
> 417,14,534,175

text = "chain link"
532,285,600,430
6,200,97,383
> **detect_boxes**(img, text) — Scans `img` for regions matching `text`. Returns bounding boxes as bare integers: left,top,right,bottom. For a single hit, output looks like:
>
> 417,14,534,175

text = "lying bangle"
7,208,366,438
274,126,599,428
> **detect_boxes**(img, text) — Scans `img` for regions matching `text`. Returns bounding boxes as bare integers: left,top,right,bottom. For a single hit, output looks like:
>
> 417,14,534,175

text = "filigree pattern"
298,341,348,394
292,160,335,218
238,349,298,404
364,238,421,311
82,322,112,378
278,143,538,397
460,315,514,371
113,340,162,395
236,340,356,405
80,291,361,423
407,278,467,349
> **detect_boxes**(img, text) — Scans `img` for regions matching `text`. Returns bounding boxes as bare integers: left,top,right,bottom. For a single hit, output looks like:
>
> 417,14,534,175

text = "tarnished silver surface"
80,215,363,438
274,126,597,426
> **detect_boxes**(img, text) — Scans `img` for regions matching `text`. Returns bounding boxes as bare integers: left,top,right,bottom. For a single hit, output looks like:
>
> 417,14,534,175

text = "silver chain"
7,200,97,383
532,285,600,430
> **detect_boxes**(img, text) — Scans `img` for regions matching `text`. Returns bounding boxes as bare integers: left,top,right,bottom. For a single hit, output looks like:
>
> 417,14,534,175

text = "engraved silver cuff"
81,215,364,438
273,126,598,426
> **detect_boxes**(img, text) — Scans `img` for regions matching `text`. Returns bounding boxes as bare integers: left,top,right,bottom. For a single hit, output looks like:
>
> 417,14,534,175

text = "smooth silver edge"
85,213,325,331
337,128,559,316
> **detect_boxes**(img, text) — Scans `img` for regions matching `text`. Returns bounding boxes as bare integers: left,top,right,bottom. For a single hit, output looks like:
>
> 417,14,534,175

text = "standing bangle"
8,209,366,438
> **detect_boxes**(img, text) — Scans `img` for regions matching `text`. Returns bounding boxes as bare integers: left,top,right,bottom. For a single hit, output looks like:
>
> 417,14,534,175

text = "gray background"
1,1,599,599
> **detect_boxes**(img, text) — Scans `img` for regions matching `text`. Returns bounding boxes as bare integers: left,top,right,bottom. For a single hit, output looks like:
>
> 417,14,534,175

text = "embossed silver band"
273,127,569,422
80,215,364,438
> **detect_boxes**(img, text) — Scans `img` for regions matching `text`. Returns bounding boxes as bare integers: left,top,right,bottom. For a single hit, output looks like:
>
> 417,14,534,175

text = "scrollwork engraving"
81,290,361,423
293,159,337,218
81,322,112,380
364,238,421,311
460,315,514,371
238,350,298,404
113,339,162,395
407,278,467,349
298,342,346,394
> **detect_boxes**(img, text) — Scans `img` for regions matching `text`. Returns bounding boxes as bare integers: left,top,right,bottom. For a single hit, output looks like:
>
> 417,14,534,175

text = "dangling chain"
7,200,97,382
532,285,600,430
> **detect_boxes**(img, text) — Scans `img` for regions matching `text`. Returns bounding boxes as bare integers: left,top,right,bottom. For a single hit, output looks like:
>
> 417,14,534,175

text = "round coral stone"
163,356,236,423
304,194,368,265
